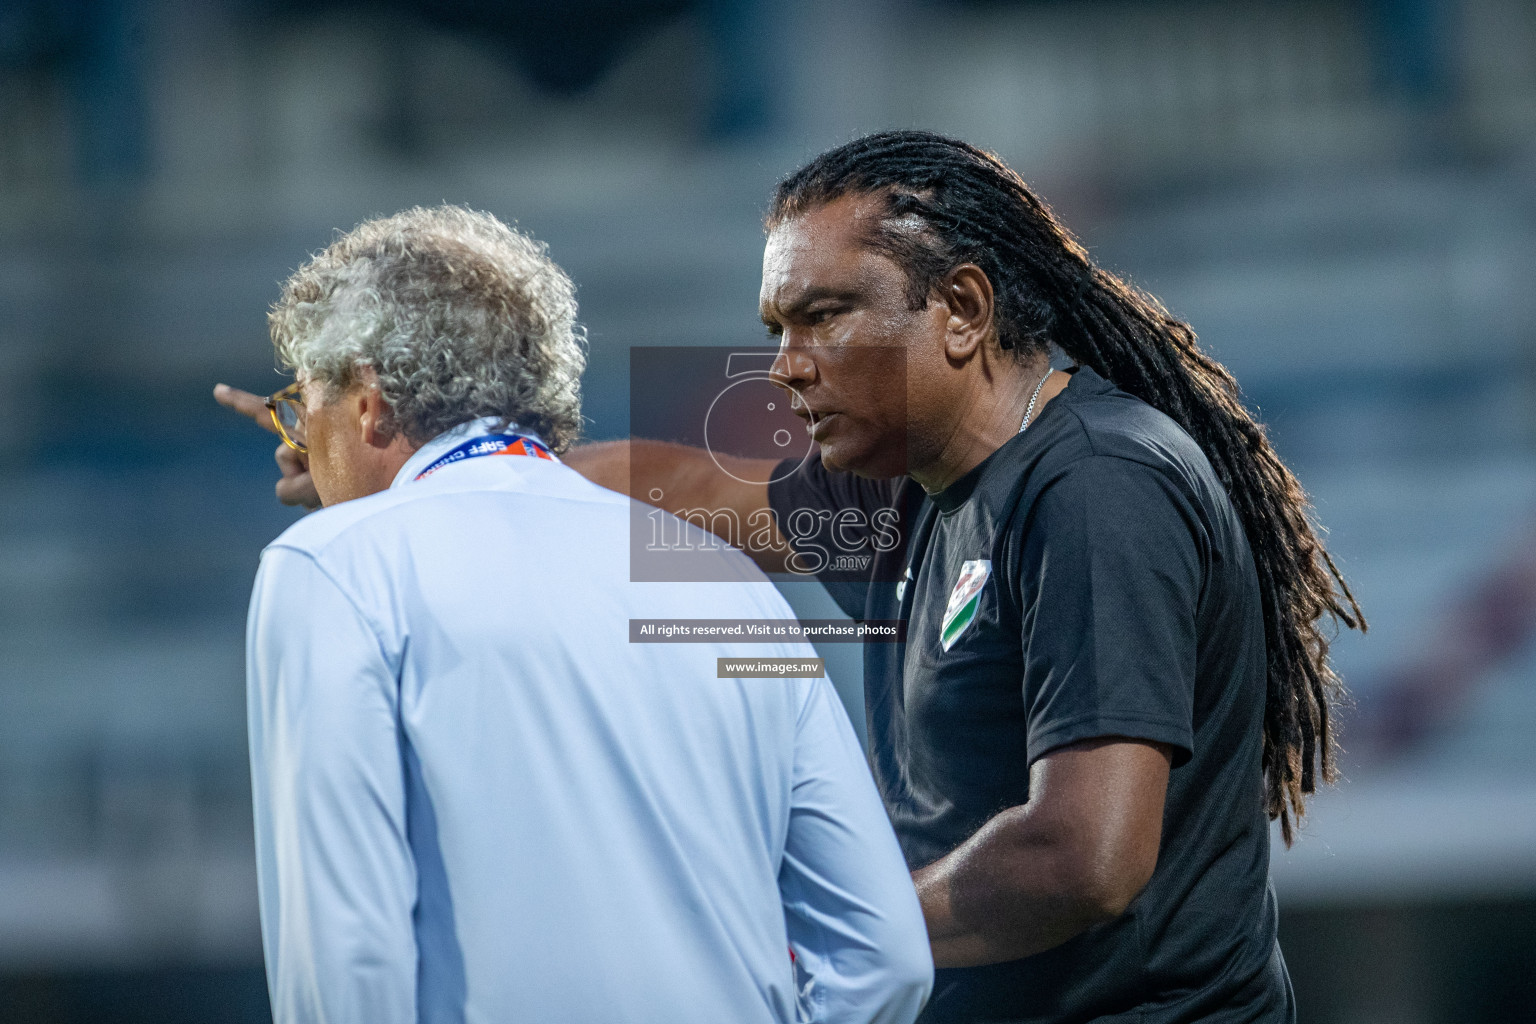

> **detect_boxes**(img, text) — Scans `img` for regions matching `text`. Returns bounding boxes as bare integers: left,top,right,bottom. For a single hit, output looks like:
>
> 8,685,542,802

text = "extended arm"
247,547,416,1023
565,439,793,572
914,737,1172,967
779,678,933,1023
216,382,794,567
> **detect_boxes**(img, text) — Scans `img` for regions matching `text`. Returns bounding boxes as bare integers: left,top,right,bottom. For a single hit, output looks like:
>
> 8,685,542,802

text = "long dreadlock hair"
771,130,1364,843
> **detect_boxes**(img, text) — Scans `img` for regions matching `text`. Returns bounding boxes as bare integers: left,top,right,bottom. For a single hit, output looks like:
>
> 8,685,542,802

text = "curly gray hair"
269,205,586,452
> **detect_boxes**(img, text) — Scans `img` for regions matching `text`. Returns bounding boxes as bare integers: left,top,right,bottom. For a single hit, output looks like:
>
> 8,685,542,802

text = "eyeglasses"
265,382,308,454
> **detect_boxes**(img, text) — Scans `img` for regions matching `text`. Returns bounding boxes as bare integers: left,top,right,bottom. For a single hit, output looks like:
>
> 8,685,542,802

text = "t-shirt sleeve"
768,453,903,620
1015,455,1205,767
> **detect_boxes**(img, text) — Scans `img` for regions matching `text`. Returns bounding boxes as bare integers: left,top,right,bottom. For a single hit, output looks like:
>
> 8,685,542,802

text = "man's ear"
352,367,394,450
940,264,996,362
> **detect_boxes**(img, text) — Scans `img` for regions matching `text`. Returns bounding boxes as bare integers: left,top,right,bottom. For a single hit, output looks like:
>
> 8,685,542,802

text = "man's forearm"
565,439,791,572
915,738,1170,967
913,805,1116,968
565,439,717,509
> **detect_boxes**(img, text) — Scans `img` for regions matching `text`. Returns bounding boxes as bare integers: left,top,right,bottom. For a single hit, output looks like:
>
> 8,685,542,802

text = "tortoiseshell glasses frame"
265,381,308,454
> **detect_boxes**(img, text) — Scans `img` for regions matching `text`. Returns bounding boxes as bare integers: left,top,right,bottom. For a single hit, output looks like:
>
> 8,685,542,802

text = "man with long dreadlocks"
571,130,1363,1023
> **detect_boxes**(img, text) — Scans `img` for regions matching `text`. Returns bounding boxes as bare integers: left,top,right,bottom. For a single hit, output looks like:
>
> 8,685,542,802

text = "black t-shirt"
769,367,1294,1024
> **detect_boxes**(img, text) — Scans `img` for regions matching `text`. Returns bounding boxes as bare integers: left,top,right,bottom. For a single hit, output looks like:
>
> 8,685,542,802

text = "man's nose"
770,347,816,392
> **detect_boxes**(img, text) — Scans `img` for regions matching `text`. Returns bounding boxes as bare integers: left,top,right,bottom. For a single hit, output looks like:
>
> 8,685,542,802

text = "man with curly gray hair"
257,204,585,504
230,206,932,1024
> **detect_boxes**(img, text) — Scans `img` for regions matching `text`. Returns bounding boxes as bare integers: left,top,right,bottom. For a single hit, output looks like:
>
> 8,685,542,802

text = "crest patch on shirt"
940,559,991,651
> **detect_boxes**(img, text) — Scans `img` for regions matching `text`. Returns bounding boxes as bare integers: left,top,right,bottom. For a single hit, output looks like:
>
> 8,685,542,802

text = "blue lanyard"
413,432,557,481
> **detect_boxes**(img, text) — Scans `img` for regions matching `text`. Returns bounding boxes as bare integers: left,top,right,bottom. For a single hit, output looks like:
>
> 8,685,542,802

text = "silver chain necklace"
1018,368,1055,433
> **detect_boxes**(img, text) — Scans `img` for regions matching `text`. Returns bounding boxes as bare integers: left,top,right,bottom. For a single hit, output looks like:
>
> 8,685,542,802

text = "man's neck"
910,362,1069,495
389,416,512,490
